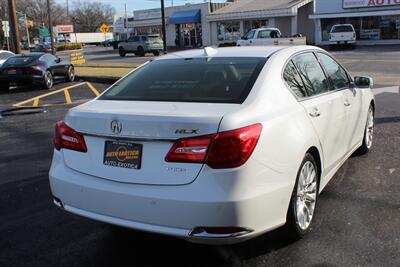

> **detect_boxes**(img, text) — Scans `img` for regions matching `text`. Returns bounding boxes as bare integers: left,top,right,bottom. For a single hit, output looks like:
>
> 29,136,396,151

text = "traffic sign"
99,24,109,33
39,28,49,37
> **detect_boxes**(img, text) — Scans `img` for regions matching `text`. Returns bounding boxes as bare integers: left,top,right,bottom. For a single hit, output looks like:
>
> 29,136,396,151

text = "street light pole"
46,0,55,54
7,0,21,54
160,0,167,53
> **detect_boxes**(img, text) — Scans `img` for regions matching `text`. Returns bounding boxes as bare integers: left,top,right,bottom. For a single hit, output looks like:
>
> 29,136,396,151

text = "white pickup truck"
236,28,306,46
329,24,356,48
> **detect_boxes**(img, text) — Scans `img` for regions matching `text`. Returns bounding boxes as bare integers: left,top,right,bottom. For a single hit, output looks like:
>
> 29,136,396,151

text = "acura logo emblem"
110,120,122,134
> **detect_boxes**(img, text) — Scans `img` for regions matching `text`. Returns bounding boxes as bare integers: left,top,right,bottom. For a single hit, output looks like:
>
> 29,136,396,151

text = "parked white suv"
329,24,356,48
118,35,164,57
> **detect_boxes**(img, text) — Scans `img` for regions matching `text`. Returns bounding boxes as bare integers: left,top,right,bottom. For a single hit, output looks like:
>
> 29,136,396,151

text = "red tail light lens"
165,124,262,169
54,121,87,152
165,134,214,163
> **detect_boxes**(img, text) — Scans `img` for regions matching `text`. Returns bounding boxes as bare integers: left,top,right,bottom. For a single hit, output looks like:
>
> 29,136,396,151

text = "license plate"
103,141,142,170
7,69,16,74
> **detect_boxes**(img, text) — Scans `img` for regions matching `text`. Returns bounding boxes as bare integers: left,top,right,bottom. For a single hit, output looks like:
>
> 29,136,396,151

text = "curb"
76,76,119,84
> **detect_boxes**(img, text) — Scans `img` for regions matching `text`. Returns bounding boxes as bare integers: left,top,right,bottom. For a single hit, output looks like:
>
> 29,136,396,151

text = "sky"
57,0,227,17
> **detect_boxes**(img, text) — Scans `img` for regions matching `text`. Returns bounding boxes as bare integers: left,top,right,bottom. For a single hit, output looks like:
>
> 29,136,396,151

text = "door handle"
344,100,351,107
309,108,321,118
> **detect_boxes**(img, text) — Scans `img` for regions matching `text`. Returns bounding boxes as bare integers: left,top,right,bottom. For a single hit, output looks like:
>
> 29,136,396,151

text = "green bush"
56,43,84,51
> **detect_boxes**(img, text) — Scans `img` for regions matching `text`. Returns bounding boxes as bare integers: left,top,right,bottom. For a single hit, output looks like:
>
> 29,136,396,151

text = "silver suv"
118,35,164,57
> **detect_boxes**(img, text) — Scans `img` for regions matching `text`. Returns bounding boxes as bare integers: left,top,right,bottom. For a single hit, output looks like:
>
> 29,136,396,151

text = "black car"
0,53,75,90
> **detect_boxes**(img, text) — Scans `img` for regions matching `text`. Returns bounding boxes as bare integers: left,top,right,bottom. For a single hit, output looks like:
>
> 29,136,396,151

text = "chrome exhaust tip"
189,227,253,238
53,197,64,209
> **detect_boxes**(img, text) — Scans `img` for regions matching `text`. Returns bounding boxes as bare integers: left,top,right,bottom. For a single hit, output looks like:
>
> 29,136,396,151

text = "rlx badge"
175,129,199,134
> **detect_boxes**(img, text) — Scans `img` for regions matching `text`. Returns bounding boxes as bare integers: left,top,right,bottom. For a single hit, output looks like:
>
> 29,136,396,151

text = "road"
0,48,399,267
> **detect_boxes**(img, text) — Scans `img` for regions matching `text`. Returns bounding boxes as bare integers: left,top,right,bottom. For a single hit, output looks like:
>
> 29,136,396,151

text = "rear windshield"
331,25,354,33
0,52,13,60
4,56,37,65
100,57,266,104
146,36,162,42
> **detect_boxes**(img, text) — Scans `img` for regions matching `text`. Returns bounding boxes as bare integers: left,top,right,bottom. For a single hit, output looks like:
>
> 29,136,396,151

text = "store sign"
343,0,400,8
56,25,74,33
134,9,162,20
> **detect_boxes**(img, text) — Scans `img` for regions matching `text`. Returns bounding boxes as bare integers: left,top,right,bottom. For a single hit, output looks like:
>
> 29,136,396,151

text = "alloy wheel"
365,108,374,149
295,161,317,230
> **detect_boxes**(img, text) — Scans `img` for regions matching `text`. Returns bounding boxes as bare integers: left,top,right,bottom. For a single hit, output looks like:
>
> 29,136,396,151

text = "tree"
71,1,115,32
16,0,68,27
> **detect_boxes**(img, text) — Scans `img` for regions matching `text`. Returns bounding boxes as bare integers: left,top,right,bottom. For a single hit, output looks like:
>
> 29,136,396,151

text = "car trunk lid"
62,100,238,185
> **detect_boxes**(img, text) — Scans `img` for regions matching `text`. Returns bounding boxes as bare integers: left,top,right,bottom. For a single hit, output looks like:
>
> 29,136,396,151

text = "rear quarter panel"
214,48,323,230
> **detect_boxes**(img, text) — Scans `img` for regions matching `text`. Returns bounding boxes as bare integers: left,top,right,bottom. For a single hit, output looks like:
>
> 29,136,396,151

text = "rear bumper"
0,74,43,84
49,150,291,244
329,40,356,45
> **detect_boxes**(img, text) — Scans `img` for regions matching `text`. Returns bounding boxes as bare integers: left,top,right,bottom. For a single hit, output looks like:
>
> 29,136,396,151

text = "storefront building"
207,0,315,45
311,0,400,45
125,3,228,48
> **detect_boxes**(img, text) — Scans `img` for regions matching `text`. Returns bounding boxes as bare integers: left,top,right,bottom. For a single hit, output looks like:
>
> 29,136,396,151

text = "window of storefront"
244,19,269,34
135,26,162,36
175,23,202,48
217,21,241,42
321,16,400,41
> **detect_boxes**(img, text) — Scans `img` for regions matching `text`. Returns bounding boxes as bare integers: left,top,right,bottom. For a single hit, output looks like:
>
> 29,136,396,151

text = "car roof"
159,46,286,60
19,52,45,57
0,50,14,54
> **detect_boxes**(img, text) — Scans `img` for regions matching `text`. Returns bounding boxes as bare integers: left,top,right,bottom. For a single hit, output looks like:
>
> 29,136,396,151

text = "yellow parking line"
86,82,100,96
14,82,86,107
64,89,72,104
32,99,39,107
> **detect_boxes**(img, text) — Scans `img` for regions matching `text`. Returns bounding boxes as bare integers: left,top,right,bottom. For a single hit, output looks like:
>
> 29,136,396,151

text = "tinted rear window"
331,25,354,33
4,56,37,65
100,57,266,104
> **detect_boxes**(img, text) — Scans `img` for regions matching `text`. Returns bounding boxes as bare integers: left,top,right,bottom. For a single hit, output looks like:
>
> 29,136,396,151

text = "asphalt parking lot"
1,49,399,267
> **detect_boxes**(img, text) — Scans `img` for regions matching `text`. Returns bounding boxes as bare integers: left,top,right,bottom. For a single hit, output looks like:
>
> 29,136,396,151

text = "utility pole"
7,0,20,54
46,0,55,54
66,0,69,17
160,0,167,53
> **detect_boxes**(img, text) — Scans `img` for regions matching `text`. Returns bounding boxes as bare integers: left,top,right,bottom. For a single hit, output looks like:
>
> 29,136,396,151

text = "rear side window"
317,53,350,90
292,53,329,97
283,61,307,98
331,25,354,33
100,57,266,104
258,30,272,39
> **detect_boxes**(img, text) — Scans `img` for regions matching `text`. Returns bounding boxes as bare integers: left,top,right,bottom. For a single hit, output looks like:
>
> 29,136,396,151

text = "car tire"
137,46,145,57
153,51,160,56
65,66,75,82
119,48,126,57
285,153,319,240
356,105,374,155
43,70,53,89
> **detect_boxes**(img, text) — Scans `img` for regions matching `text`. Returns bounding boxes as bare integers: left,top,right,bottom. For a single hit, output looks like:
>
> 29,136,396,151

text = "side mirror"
55,57,61,63
354,76,373,88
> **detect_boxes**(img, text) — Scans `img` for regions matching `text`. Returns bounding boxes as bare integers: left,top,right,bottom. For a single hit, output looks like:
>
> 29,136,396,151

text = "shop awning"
169,9,201,24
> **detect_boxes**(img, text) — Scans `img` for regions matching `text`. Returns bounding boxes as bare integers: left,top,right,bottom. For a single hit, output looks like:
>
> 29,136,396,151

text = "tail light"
54,121,87,152
165,124,262,169
24,66,42,74
353,33,356,39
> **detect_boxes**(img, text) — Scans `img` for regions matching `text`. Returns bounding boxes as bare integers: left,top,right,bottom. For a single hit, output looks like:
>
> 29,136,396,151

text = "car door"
253,29,272,45
45,54,65,78
291,52,348,175
243,30,256,46
317,52,363,152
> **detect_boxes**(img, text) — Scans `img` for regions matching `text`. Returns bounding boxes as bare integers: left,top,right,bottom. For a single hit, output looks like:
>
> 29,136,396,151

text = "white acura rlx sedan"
49,46,375,244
